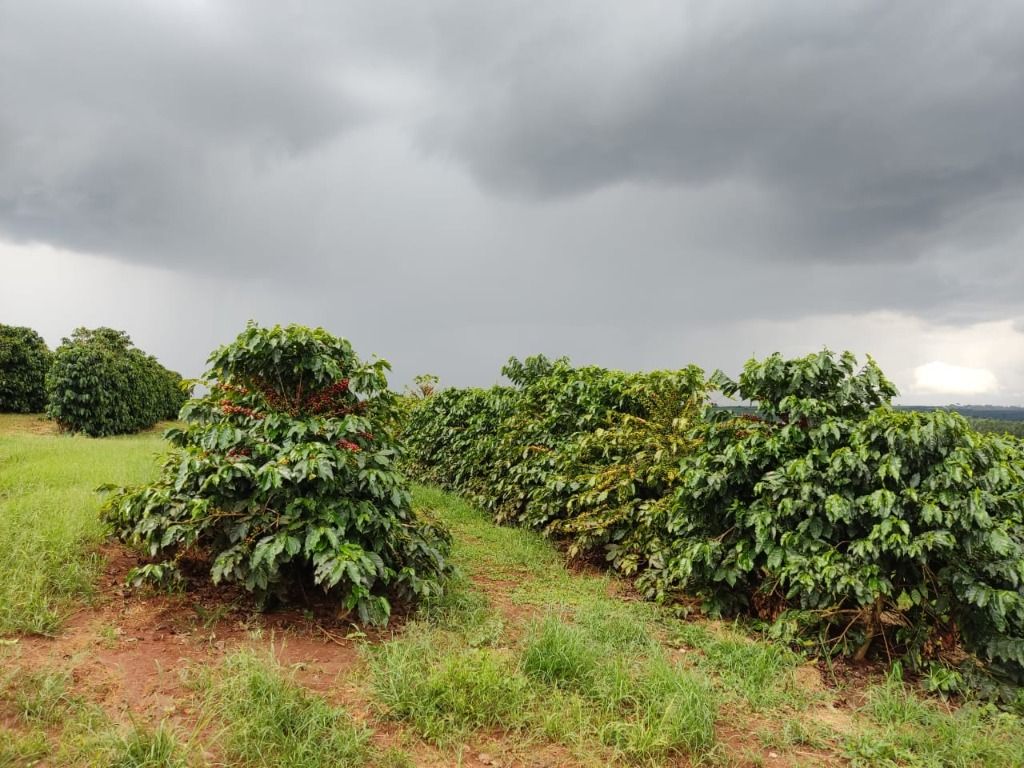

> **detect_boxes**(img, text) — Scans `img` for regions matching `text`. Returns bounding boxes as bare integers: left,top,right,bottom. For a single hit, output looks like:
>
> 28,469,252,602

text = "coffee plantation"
103,323,453,624
0,324,51,413
12,317,1024,697
403,350,1024,699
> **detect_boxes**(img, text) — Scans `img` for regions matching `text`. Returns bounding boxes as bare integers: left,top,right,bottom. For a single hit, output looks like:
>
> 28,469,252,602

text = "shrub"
658,353,1024,682
535,368,707,576
102,322,452,624
0,324,51,413
46,327,187,436
405,358,708,581
969,417,1024,438
404,349,1024,691
405,383,514,500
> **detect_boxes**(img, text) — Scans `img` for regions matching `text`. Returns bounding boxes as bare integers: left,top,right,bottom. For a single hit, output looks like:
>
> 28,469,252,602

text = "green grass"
369,628,532,745
8,668,76,724
413,485,562,578
0,415,167,634
0,659,190,767
842,667,1024,767
669,621,805,710
521,615,600,689
369,610,720,764
199,649,404,767
598,653,718,763
104,724,189,768
0,727,49,767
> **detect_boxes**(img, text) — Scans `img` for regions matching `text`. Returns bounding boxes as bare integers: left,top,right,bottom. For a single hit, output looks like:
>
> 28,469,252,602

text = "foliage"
404,382,513,498
102,322,452,624
45,327,187,436
407,373,439,399
537,369,707,576
0,324,51,413
405,356,707,584
404,350,1024,689
655,352,1024,684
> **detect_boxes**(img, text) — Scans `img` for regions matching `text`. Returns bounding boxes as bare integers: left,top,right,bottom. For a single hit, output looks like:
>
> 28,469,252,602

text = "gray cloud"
1,1,1024,400
420,1,1024,258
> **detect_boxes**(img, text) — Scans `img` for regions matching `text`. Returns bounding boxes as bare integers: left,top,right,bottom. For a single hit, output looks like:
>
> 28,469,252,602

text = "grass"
372,493,725,764
369,605,720,764
370,630,532,745
0,414,168,634
669,621,806,710
102,723,189,768
0,727,49,767
598,653,717,762
521,615,600,688
0,659,190,767
196,649,394,767
842,667,1024,767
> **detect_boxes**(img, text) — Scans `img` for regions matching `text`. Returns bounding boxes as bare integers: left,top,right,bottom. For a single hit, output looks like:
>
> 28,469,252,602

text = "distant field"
1,416,1022,766
719,404,1024,436
722,404,1024,418
896,405,1024,421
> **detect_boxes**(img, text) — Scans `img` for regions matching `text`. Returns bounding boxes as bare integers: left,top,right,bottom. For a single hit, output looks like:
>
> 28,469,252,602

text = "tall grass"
0,416,166,634
843,667,1024,767
369,631,532,745
198,650,392,767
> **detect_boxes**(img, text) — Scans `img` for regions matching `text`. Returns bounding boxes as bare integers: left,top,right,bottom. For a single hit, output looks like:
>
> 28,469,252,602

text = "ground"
1,414,1022,767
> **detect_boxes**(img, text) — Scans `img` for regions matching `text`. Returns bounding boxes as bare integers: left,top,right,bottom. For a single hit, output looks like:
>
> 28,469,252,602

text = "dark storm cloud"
0,1,362,259
419,1,1024,258
3,0,1024,270
1,1,1024,397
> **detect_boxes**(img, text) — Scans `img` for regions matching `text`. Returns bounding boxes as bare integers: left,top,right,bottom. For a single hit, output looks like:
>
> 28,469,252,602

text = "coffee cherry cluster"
215,382,251,396
305,379,352,416
220,401,263,420
335,439,361,452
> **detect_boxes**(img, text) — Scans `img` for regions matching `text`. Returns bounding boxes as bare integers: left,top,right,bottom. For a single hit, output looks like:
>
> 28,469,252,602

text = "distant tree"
969,418,1024,438
407,374,439,399
0,324,51,413
46,327,186,436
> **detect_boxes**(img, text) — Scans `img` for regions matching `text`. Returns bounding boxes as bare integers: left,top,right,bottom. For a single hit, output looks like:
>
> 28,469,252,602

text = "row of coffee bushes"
0,323,187,435
404,351,1024,700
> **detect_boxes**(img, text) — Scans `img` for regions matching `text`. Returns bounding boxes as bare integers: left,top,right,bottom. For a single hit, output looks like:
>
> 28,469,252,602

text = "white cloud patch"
913,361,999,395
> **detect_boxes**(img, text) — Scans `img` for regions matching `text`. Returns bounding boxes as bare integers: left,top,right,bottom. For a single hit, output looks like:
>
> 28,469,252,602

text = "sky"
2,1,1024,404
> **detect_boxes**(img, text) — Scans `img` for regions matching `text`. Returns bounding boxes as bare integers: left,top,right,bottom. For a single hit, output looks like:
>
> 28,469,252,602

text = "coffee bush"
103,323,453,624
0,324,51,413
46,327,187,436
658,352,1024,683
